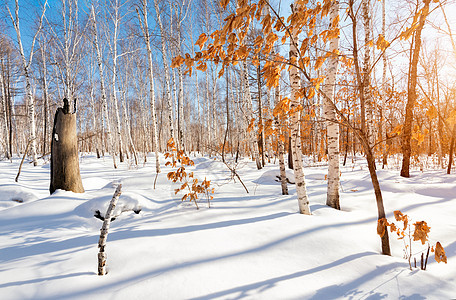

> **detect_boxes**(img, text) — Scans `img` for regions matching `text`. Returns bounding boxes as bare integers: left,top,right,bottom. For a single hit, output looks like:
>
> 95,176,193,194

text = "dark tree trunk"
447,123,456,174
401,0,431,177
288,136,293,169
50,99,84,194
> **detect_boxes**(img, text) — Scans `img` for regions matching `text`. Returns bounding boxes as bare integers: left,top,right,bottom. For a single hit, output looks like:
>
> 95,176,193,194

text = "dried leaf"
413,221,431,245
435,242,447,263
377,218,388,238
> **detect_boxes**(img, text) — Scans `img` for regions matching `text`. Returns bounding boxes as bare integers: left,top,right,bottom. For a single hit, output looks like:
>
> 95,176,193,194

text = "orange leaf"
435,242,447,263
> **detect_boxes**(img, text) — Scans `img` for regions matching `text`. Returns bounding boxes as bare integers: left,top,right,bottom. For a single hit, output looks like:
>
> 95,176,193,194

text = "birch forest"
1,0,456,297
1,0,456,178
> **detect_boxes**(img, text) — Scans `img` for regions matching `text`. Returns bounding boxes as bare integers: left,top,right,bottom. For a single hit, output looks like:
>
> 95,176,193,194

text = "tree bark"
447,123,456,174
50,99,84,194
289,3,310,215
91,5,117,169
98,184,122,276
153,0,176,144
401,0,431,177
323,0,341,210
137,0,161,174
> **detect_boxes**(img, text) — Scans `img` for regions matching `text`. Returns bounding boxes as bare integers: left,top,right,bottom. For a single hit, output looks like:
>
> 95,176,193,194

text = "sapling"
378,210,447,270
165,138,214,208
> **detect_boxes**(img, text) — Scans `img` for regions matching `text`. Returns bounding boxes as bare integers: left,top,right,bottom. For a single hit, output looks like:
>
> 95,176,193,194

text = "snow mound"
82,177,111,191
0,184,39,209
75,186,158,219
254,169,295,185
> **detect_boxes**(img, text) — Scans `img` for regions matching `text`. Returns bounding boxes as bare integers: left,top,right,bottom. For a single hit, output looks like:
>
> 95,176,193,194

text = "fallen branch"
98,184,122,275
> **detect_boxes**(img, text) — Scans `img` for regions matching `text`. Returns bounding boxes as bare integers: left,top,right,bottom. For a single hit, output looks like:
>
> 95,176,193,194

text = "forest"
0,0,456,298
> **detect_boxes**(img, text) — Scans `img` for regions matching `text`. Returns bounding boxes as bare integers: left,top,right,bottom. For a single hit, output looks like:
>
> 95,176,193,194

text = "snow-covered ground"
0,154,455,299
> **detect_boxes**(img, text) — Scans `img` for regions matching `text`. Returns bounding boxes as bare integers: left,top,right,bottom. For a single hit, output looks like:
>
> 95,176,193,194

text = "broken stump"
50,98,84,194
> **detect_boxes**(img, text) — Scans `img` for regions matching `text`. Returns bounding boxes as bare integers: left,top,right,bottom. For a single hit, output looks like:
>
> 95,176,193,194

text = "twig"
15,139,32,182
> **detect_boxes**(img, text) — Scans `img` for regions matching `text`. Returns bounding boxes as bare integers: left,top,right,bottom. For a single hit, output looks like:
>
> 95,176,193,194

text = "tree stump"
50,98,84,194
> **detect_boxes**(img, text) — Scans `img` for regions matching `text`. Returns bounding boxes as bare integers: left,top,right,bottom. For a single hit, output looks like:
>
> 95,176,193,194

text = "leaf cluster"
165,138,214,209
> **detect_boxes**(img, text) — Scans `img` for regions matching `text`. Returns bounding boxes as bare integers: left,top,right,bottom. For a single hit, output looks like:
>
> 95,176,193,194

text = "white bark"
98,184,122,276
0,67,9,158
274,85,288,195
322,0,341,209
91,5,117,168
289,3,311,215
6,0,47,166
137,0,161,173
241,61,262,169
381,0,388,167
363,0,374,148
153,0,176,143
205,70,212,154
108,2,125,163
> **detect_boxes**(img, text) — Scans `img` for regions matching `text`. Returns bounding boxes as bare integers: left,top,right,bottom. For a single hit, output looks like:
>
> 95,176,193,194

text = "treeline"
0,0,455,175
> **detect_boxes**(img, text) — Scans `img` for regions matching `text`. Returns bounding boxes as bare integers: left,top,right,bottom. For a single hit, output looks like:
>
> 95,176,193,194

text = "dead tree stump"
50,98,84,194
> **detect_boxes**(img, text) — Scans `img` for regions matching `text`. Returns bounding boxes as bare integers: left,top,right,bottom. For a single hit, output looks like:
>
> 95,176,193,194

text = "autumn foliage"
165,138,214,209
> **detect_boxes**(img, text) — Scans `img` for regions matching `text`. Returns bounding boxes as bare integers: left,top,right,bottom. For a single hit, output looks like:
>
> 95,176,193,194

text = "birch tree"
91,4,117,168
6,0,47,166
106,0,126,162
289,3,310,215
137,0,161,174
153,0,176,145
322,0,340,209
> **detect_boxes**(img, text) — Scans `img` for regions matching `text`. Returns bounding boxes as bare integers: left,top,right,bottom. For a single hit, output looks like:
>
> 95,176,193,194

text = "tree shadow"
190,252,384,300
0,272,95,289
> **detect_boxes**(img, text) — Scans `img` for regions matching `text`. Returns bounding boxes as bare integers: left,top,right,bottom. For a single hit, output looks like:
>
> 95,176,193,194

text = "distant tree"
6,0,48,166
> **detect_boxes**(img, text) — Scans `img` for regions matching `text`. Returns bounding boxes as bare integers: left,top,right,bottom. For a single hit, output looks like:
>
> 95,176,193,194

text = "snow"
0,155,455,299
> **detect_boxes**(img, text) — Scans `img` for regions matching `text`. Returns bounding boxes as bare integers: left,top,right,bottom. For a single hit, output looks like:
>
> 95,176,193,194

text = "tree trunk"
348,0,390,255
50,99,84,194
366,147,391,255
401,0,431,177
290,3,311,215
91,5,117,169
257,64,266,167
153,0,176,144
98,184,122,276
323,0,341,210
275,86,288,195
447,123,456,174
363,0,374,150
137,1,161,174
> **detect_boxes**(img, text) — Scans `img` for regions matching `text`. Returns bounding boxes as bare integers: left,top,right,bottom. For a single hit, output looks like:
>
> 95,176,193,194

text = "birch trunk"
257,65,266,166
7,0,46,166
153,0,176,144
109,6,125,163
381,0,388,168
241,61,262,169
39,37,50,156
137,0,161,173
290,3,310,215
0,67,9,158
275,85,288,195
98,184,122,276
91,5,117,169
206,71,212,155
322,0,340,210
362,0,374,150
